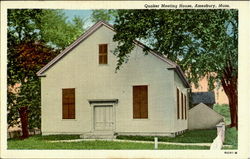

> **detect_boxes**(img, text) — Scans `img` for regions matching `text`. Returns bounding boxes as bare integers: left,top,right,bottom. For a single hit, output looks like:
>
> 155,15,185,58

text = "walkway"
48,138,232,148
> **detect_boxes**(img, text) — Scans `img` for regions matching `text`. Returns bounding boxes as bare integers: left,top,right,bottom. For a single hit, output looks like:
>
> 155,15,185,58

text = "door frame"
93,105,113,131
88,99,118,132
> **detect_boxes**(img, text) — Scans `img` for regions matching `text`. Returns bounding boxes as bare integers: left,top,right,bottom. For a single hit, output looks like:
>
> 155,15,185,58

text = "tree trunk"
221,68,238,129
19,106,29,139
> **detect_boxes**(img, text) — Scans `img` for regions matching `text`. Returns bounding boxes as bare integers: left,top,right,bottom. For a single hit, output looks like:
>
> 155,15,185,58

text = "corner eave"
168,66,190,88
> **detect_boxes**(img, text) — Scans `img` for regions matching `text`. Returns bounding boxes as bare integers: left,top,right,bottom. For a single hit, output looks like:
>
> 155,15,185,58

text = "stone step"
80,131,116,139
82,135,115,139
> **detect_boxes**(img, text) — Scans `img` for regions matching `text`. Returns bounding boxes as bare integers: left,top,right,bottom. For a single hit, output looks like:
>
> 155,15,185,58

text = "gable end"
36,21,114,77
37,21,190,88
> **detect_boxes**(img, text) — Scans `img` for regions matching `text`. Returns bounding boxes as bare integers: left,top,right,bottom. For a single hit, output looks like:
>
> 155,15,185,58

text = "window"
181,92,184,119
99,44,108,64
184,95,187,120
177,88,180,119
133,85,148,119
62,88,75,119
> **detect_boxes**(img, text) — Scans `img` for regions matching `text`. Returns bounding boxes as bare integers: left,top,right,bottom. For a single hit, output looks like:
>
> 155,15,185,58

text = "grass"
223,127,238,149
38,134,80,141
213,104,231,125
117,129,217,143
213,104,238,149
8,135,209,150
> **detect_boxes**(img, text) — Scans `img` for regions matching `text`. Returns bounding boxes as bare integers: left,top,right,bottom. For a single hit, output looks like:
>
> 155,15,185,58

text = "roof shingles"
191,92,216,106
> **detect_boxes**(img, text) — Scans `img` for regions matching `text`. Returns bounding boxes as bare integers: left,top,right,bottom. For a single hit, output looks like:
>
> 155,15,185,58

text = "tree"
7,9,85,138
112,10,238,128
38,10,85,49
7,41,59,138
91,10,117,23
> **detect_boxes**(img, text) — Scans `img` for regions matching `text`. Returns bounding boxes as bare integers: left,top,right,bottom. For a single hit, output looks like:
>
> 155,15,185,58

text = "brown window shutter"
133,85,148,119
63,105,68,119
140,86,148,118
133,86,141,118
181,92,184,119
184,95,187,120
99,44,108,64
62,88,75,119
103,44,107,53
103,55,107,64
68,104,75,119
177,88,180,119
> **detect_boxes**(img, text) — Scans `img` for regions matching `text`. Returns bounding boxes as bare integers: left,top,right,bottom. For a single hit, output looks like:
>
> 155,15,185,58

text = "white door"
94,105,113,131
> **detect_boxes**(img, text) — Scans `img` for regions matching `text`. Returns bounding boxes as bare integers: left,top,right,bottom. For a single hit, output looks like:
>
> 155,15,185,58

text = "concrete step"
80,131,116,139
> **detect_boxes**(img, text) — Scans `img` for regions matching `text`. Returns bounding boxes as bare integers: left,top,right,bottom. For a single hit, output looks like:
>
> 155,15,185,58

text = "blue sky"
63,9,93,28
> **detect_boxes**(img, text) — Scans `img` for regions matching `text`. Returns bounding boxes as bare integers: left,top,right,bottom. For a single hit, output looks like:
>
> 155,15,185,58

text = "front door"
94,105,113,131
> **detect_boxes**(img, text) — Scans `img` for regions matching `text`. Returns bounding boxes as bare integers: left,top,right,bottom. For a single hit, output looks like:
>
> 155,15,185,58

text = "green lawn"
213,104,231,125
213,104,238,149
38,134,80,140
8,135,209,150
223,127,238,149
117,129,217,143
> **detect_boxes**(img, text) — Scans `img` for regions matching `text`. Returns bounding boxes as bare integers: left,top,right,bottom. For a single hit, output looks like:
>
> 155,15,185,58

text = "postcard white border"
1,1,249,159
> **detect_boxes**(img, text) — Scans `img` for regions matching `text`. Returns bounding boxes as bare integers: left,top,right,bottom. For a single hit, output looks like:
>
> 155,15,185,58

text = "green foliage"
213,104,237,148
8,9,85,50
7,91,20,127
8,135,210,149
8,9,43,129
7,9,85,129
8,9,42,85
19,79,41,128
224,127,238,148
213,104,231,125
117,129,217,143
91,10,117,23
38,10,85,49
7,9,42,44
7,80,42,129
113,10,238,88
8,9,85,83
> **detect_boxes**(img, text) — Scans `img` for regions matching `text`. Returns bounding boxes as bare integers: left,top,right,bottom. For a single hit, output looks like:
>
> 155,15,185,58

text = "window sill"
61,119,77,121
132,118,150,120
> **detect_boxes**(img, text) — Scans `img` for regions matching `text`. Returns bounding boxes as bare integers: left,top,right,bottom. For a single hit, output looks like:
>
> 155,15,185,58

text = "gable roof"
191,92,215,106
189,102,223,119
37,21,190,88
